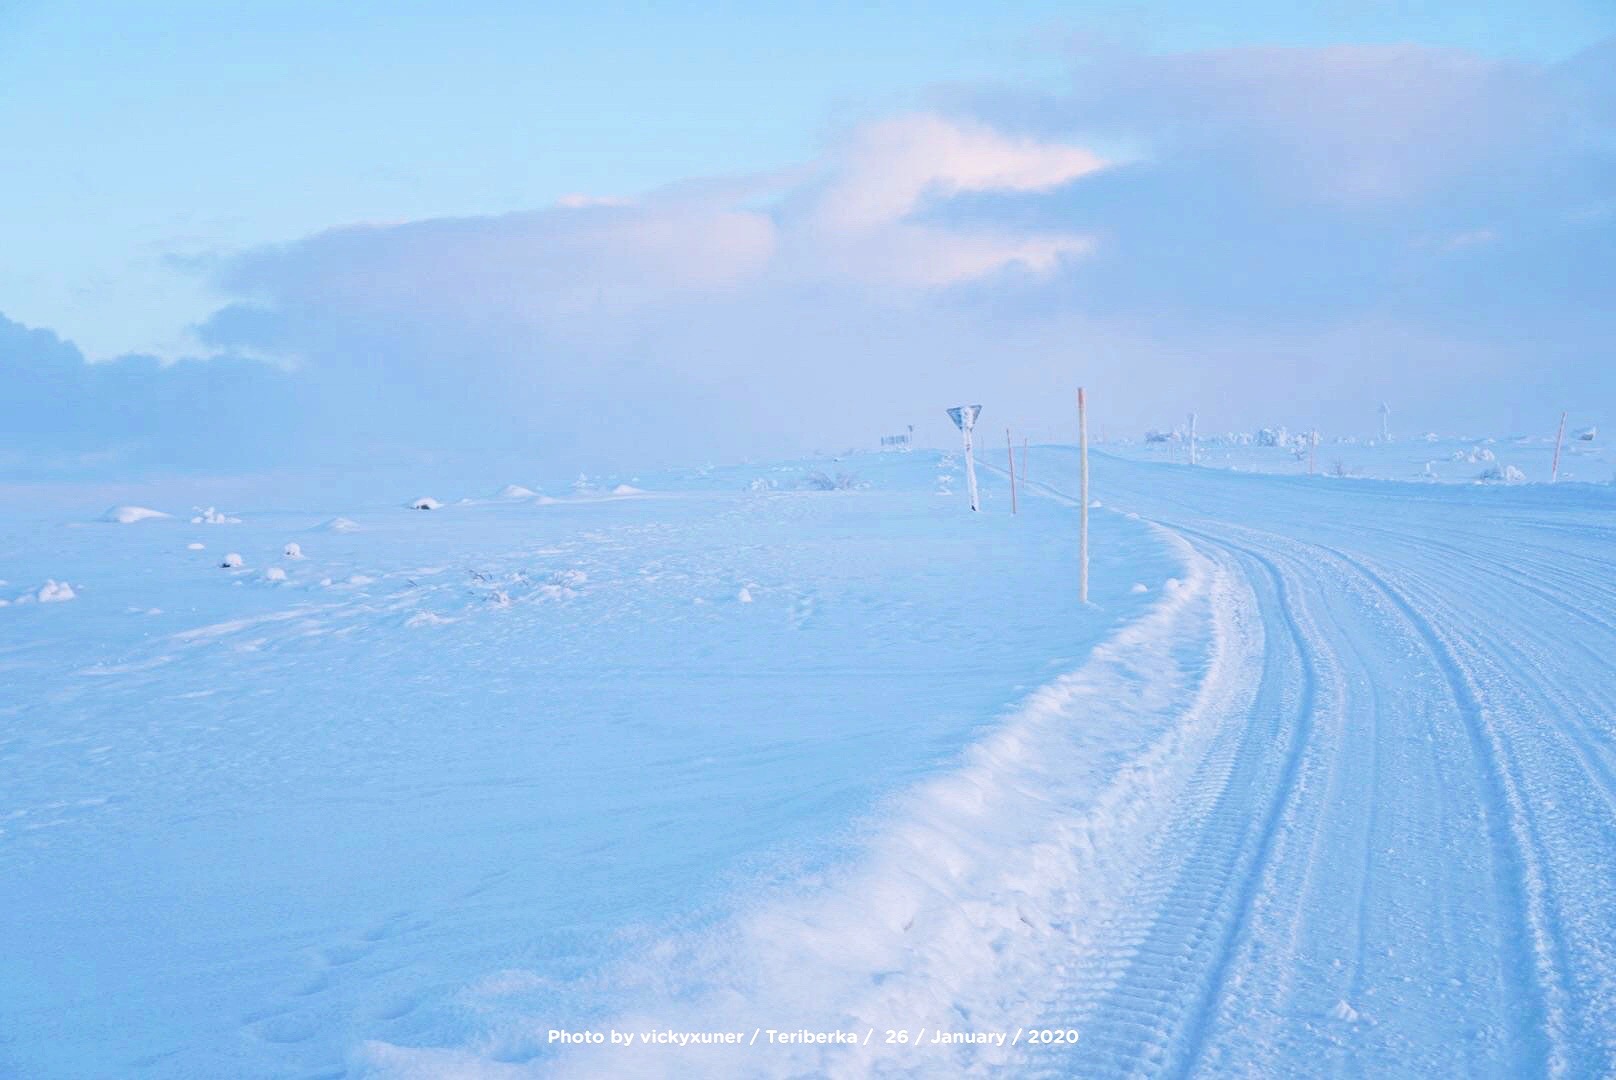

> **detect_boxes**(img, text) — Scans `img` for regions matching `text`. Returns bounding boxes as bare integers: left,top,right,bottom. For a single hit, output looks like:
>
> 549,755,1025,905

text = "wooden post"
1078,388,1090,604
1006,429,1018,515
1021,435,1028,488
1552,411,1567,483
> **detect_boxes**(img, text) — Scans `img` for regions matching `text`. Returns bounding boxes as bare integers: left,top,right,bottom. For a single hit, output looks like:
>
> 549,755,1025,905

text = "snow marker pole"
1309,429,1318,475
965,426,979,511
1552,411,1567,483
1021,435,1029,488
1007,429,1018,515
1079,387,1090,604
947,406,982,511
1188,411,1197,466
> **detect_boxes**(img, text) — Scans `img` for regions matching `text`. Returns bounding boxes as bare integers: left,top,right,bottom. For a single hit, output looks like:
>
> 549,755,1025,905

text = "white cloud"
815,114,1110,231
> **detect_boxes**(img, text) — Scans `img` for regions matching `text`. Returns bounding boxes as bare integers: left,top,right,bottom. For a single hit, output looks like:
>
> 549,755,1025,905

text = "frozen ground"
3,443,1614,1078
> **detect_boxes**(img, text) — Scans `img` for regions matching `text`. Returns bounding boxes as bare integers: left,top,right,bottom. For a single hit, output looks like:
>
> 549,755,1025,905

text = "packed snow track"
1009,452,1616,1078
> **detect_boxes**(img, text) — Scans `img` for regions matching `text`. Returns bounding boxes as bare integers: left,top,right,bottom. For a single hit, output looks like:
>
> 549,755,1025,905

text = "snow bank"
101,505,169,524
381,531,1257,1078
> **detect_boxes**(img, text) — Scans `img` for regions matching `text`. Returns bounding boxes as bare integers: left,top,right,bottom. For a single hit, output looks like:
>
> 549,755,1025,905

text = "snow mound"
410,497,442,511
282,542,304,559
737,586,754,603
263,567,287,582
1478,464,1527,483
220,553,243,569
36,580,76,603
191,506,241,525
612,484,645,495
102,505,169,524
1330,999,1361,1023
1131,582,1149,593
498,484,538,498
317,517,360,533
187,542,205,551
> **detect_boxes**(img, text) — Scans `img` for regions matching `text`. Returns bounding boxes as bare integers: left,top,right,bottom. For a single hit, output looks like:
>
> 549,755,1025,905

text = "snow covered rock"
220,553,244,569
102,505,169,524
410,497,442,511
283,542,304,559
36,580,76,603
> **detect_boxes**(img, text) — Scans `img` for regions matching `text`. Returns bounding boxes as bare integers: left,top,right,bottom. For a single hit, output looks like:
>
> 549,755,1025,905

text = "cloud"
7,41,1615,478
0,312,300,476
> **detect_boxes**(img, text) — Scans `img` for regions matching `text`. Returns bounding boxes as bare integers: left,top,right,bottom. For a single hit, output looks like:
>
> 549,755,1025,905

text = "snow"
191,506,241,524
612,483,645,495
282,542,304,559
4,444,1615,1078
1108,427,1613,484
101,505,169,524
499,484,539,498
219,552,243,568
34,579,76,602
410,497,443,510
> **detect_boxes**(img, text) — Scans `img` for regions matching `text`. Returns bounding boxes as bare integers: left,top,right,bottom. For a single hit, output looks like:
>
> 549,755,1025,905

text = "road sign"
947,405,982,510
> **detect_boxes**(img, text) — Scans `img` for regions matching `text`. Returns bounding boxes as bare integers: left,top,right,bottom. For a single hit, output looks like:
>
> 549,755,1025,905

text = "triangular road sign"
947,405,981,431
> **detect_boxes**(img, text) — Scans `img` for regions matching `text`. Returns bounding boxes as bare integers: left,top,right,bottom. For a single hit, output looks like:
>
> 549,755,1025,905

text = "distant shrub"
802,470,864,491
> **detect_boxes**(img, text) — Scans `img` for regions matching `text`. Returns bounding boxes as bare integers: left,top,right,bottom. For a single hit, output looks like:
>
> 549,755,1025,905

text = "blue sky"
2,1,1614,473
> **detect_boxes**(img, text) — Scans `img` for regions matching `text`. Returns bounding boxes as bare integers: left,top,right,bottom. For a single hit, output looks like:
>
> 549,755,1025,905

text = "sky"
3,1,1615,477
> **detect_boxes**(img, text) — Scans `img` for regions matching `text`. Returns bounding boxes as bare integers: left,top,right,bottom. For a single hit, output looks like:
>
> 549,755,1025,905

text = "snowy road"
1011,453,1616,1078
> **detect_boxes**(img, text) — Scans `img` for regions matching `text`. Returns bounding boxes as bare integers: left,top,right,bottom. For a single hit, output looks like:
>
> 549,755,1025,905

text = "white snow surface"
3,447,1615,1079
101,505,170,524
